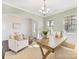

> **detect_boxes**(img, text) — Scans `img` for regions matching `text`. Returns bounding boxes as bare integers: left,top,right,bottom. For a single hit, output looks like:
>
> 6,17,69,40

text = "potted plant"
41,31,49,44
42,31,48,39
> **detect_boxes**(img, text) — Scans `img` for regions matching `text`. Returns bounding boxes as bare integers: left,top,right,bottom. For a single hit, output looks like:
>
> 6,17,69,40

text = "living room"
2,0,77,59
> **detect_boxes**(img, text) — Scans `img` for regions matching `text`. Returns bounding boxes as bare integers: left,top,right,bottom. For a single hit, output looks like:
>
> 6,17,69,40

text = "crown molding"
2,1,43,18
2,1,76,18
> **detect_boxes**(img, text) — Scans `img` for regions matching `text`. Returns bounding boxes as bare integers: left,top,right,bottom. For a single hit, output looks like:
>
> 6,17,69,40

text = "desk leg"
43,50,51,59
40,46,44,57
39,46,54,59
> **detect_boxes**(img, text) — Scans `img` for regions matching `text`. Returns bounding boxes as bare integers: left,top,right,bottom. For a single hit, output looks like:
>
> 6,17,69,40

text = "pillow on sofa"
9,32,19,40
18,34,24,40
9,32,27,40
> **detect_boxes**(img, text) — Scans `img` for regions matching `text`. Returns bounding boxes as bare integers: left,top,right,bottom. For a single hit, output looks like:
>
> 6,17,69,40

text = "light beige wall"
44,8,77,45
44,8,77,31
2,3,77,43
2,4,44,40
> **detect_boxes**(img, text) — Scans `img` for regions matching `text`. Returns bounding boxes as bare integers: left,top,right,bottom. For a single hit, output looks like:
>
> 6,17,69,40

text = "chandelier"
39,0,50,16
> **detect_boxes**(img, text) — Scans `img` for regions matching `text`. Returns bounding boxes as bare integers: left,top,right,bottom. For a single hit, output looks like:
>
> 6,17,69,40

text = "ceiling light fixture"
39,0,50,16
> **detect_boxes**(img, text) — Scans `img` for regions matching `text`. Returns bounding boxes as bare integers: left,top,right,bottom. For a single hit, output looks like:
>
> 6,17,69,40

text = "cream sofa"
9,32,28,52
9,39,28,53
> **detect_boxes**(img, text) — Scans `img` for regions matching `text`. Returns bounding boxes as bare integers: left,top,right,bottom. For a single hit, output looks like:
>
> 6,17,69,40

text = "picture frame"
12,23,21,29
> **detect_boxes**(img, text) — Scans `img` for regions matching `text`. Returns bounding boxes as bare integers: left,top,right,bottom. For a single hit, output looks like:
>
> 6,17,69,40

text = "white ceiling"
2,0,77,17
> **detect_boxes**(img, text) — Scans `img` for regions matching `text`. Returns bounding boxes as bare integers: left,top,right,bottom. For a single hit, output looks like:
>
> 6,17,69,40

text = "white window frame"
46,20,54,34
64,15,77,34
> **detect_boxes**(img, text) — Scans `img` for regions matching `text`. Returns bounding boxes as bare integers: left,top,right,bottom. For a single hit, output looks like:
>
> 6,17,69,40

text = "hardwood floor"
5,45,76,59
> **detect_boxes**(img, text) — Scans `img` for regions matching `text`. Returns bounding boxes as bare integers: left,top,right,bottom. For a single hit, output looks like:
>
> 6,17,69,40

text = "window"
47,20,54,27
32,20,38,37
46,20,54,34
64,15,77,33
33,23,36,33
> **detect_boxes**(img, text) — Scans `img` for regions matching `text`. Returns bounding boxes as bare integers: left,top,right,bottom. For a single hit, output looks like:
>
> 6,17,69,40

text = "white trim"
2,1,43,17
2,1,76,18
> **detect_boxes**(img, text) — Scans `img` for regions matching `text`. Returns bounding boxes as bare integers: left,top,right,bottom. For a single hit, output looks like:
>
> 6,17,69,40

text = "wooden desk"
35,36,67,59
